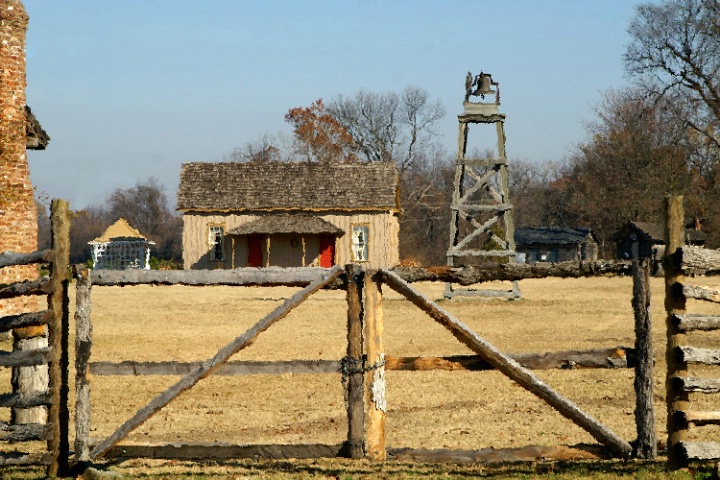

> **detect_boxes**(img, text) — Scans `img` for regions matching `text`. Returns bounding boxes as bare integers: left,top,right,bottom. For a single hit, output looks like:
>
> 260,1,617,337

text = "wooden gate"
76,262,643,465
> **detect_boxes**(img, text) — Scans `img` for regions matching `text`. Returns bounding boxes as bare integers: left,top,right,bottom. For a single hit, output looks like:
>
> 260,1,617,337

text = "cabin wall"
517,239,598,263
182,211,399,269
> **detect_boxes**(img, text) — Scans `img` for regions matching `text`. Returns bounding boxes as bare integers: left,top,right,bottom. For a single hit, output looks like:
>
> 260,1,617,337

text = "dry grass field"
4,273,720,479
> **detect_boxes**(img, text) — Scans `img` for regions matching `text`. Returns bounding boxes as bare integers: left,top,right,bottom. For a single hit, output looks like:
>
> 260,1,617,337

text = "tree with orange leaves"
285,99,357,163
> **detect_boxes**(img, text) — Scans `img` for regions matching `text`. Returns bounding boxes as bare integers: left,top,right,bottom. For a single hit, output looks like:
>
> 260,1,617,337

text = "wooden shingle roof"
229,215,344,236
515,227,594,247
177,161,400,213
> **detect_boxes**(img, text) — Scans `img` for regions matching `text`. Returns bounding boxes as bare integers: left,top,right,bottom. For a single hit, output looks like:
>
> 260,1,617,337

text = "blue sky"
23,1,649,210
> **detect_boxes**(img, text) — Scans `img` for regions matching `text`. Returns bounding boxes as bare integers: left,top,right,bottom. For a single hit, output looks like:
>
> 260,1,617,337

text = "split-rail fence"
0,199,70,477
664,196,720,470
4,196,720,475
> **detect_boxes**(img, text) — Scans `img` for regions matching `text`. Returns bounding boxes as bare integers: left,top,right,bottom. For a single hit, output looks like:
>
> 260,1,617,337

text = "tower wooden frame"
445,73,519,299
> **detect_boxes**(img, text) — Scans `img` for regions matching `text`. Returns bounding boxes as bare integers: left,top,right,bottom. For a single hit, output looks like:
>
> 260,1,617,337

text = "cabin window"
208,225,225,261
351,225,369,262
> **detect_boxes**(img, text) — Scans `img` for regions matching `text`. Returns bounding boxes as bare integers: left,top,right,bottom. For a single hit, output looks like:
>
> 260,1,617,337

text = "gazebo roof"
89,218,155,244
229,215,344,236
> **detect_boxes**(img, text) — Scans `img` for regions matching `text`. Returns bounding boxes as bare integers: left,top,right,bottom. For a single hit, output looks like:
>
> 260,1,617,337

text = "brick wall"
1,0,40,317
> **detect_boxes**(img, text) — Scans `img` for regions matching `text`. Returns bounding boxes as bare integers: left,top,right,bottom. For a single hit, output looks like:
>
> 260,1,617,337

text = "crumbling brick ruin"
0,0,39,317
1,0,48,425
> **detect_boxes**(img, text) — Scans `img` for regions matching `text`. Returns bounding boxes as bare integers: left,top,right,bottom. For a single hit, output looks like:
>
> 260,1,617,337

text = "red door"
247,235,263,267
318,235,335,268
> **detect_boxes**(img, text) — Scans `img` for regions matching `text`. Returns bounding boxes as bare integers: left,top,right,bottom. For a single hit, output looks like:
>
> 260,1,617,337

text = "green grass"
2,459,717,480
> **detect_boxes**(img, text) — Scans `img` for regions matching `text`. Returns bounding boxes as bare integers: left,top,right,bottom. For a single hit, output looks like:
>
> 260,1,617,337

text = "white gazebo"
89,218,155,270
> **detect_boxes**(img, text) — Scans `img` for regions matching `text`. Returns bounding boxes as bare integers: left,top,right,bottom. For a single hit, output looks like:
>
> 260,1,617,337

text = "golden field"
4,274,720,478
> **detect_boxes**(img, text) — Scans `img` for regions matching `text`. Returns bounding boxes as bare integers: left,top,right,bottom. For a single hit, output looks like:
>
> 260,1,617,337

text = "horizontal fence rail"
0,199,70,477
88,348,636,377
89,267,338,287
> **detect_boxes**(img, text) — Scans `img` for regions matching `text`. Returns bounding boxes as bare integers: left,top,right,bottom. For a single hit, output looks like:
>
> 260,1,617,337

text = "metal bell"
473,73,496,97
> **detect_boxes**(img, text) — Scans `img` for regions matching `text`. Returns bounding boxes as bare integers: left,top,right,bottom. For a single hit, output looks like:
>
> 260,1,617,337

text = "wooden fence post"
665,196,688,470
74,268,93,463
363,270,386,461
633,258,656,459
344,265,364,459
47,199,71,477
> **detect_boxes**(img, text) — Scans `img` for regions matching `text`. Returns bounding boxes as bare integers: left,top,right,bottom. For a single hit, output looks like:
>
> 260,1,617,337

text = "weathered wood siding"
182,212,399,269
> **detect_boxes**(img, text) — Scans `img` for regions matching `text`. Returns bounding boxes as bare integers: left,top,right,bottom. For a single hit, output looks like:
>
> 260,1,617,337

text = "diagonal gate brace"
89,266,344,461
380,270,632,459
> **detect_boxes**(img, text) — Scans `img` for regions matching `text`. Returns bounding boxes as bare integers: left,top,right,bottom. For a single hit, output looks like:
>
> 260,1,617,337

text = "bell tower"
445,70,519,299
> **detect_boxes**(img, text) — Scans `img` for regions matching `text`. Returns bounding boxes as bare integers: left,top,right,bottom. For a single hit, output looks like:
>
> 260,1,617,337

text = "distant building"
177,162,401,269
514,227,598,263
615,221,706,260
89,219,155,270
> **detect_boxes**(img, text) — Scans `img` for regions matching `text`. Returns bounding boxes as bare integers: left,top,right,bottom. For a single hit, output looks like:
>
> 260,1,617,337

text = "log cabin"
177,161,400,269
514,227,598,263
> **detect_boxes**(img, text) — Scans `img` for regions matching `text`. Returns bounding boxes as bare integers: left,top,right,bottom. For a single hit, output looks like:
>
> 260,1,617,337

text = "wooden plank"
0,422,50,442
457,168,498,204
677,346,720,365
100,443,345,460
680,245,720,276
0,348,52,367
89,359,342,376
677,410,720,426
363,271,386,461
88,348,634,377
0,452,53,466
344,265,364,459
445,286,519,299
682,284,720,303
0,310,52,333
447,249,516,258
388,445,606,464
0,249,54,268
89,265,344,461
450,204,513,212
679,441,720,461
632,258,656,459
89,267,334,287
0,392,51,408
386,349,632,371
672,376,720,394
665,196,689,471
456,158,507,167
674,313,720,332
391,261,632,284
0,277,52,299
380,269,633,459
47,198,71,478
74,268,92,463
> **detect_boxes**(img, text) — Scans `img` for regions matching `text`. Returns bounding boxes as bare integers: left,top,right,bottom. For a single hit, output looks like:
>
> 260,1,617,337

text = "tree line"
39,0,720,266
37,178,183,266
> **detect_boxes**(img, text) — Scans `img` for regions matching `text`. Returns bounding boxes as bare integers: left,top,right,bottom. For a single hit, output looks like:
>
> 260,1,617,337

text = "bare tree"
329,86,445,172
625,0,720,149
509,160,568,228
222,133,283,163
106,178,182,261
69,206,109,264
549,88,701,255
